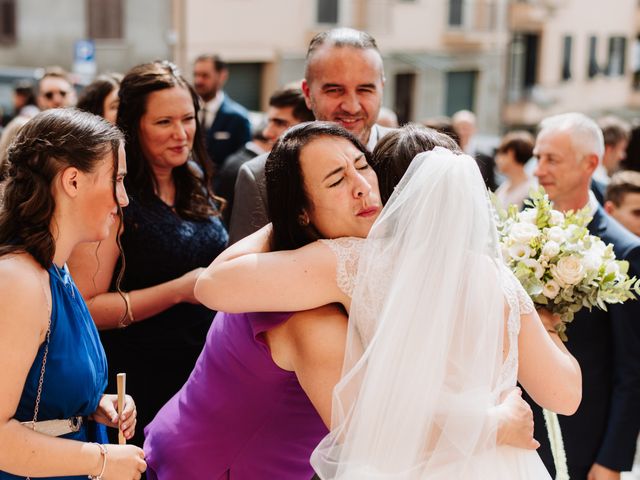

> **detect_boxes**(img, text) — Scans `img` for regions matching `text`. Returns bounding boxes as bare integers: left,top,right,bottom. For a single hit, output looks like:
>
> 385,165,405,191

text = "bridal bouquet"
495,188,640,341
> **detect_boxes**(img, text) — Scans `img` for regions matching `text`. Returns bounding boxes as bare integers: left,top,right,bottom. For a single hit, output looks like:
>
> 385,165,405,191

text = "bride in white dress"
198,131,581,478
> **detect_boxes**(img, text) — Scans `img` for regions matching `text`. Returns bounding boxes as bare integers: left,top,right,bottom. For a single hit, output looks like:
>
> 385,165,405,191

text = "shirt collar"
587,190,599,217
366,125,379,151
204,91,225,117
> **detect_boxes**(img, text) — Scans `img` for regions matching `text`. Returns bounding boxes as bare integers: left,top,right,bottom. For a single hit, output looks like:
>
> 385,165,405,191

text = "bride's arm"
195,225,350,313
517,309,582,415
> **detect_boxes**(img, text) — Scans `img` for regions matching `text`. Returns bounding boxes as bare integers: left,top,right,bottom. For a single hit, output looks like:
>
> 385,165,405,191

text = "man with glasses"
0,67,76,175
36,67,76,110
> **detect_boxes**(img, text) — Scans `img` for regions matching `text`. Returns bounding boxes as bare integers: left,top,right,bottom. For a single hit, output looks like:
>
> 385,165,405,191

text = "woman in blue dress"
68,61,228,447
0,109,146,479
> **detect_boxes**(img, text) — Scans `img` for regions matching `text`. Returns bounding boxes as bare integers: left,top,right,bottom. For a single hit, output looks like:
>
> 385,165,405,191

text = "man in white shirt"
528,112,640,480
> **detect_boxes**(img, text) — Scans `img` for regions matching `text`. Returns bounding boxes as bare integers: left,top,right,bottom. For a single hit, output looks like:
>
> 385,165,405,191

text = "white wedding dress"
311,148,552,479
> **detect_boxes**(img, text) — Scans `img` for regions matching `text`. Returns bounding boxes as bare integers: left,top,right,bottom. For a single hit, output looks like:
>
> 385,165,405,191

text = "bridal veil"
311,147,511,479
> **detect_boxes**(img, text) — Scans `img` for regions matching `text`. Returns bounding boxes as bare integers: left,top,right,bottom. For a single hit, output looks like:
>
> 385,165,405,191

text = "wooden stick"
117,373,126,445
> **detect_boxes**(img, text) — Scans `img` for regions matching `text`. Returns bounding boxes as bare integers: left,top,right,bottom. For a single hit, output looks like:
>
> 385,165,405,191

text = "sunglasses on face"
42,90,69,100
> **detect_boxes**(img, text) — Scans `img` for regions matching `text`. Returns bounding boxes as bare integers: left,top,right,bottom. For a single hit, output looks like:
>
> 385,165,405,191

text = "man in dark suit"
530,112,640,480
193,54,251,167
216,87,313,227
229,28,394,243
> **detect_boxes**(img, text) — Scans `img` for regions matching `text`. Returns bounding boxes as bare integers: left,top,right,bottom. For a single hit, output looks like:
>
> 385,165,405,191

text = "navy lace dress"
100,195,228,447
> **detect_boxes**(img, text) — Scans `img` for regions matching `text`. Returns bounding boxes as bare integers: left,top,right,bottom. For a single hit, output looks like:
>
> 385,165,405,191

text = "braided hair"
0,108,124,268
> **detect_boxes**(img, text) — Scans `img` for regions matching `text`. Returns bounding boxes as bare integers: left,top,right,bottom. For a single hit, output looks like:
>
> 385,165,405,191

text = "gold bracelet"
88,443,107,480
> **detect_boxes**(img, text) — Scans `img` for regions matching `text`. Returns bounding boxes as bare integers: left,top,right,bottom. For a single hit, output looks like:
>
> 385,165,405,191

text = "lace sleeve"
319,237,364,298
499,263,535,315
515,281,535,314
504,265,535,315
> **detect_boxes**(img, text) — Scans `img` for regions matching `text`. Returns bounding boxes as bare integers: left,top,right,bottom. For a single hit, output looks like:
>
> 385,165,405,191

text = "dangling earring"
298,212,310,226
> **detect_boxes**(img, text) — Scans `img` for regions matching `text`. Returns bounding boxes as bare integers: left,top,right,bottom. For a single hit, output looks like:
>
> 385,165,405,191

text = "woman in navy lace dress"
0,109,146,479
69,61,228,448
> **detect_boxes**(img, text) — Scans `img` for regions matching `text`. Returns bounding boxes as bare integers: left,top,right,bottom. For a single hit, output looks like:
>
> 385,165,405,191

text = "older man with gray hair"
528,112,640,480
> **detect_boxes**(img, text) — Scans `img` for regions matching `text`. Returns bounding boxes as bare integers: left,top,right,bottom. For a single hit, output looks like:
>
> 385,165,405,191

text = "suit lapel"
588,205,608,238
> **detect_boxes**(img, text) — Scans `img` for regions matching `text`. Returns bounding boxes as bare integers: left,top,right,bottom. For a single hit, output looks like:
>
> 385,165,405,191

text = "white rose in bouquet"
549,210,565,226
510,222,540,244
518,208,538,224
552,256,585,286
541,241,560,259
546,226,566,244
581,252,602,274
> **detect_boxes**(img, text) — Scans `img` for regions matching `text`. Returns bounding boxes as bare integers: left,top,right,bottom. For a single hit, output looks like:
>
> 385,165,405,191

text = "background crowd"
0,24,640,480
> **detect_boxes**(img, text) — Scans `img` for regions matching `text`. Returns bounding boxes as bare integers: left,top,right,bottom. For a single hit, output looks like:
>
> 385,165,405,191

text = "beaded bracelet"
88,443,107,480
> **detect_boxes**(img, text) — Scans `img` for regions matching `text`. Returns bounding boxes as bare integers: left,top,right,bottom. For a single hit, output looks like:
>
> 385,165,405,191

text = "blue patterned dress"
0,264,108,480
100,195,228,447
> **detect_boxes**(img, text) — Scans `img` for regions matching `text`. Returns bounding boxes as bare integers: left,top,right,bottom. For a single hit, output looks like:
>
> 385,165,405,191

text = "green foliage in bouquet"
494,188,640,341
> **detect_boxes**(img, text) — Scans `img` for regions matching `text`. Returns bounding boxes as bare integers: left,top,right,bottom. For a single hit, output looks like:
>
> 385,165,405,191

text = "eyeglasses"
42,90,69,100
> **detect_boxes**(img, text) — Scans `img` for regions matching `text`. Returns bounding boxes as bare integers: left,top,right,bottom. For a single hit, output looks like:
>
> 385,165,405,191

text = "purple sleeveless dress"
144,310,329,479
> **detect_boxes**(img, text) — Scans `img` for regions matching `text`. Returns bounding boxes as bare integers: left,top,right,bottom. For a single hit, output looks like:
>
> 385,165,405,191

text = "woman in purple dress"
143,122,378,479
144,123,542,479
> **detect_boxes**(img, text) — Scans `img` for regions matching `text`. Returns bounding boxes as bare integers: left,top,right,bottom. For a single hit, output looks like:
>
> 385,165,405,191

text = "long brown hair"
266,121,370,251
117,60,221,220
0,108,124,268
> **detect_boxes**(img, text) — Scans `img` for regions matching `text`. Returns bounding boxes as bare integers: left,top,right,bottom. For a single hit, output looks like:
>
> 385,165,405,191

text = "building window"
446,70,477,116
561,35,572,81
507,33,539,102
317,0,339,24
0,0,16,44
587,36,599,79
606,36,627,76
394,73,415,125
449,0,463,26
87,0,123,40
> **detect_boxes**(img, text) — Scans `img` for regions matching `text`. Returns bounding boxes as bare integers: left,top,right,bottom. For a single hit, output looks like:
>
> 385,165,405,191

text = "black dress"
100,195,228,447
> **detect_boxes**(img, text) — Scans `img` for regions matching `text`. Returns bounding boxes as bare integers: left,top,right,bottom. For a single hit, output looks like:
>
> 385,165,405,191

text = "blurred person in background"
0,67,76,177
376,106,399,128
193,54,251,168
68,61,228,448
11,81,37,121
77,73,123,124
494,130,536,209
621,122,640,172
422,116,459,145
592,116,631,204
605,170,640,237
219,86,313,227
452,109,497,190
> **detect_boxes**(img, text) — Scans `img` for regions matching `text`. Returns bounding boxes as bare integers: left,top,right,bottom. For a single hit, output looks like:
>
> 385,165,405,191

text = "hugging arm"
68,223,203,330
195,224,350,313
